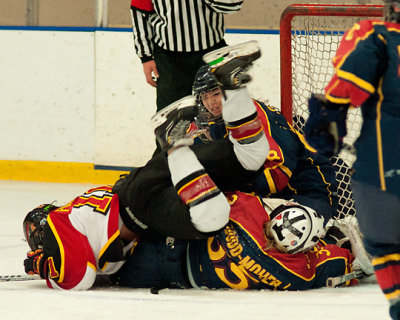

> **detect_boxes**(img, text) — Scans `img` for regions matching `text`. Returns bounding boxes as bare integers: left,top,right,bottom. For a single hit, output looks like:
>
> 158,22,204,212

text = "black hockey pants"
114,138,259,239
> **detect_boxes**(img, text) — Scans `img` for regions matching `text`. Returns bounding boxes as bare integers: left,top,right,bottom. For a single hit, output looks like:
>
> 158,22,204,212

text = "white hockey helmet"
265,203,325,254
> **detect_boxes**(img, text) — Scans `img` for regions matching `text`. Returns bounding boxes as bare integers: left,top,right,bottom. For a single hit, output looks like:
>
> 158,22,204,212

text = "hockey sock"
167,146,230,232
222,88,269,171
167,146,204,186
222,87,256,123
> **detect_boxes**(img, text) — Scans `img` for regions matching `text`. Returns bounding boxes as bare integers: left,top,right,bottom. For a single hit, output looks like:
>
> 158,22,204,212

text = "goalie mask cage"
280,4,383,221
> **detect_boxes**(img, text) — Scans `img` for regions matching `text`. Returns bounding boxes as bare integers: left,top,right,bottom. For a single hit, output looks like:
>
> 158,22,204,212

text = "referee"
130,0,243,112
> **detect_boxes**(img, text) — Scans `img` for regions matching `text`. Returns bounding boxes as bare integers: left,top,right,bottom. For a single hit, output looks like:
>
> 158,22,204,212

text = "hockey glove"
304,94,349,158
24,249,47,279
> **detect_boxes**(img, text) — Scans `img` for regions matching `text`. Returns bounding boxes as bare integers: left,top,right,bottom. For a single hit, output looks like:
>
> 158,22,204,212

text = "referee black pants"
154,40,227,112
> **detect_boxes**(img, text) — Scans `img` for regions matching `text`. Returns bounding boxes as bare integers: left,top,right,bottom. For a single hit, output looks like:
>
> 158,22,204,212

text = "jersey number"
73,193,113,215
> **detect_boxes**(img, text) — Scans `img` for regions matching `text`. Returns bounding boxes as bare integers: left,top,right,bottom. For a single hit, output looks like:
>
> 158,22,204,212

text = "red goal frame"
279,4,383,123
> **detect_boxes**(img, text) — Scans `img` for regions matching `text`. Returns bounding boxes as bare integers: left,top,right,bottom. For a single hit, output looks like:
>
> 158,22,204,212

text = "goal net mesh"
280,5,383,222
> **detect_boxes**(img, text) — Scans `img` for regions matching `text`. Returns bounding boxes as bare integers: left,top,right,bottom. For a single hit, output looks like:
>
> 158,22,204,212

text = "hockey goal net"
280,4,383,221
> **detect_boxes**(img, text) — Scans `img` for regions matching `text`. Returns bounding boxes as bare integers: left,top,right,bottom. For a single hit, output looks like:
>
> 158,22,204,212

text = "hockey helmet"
23,204,58,250
192,65,223,122
193,65,220,105
384,0,400,22
265,203,325,254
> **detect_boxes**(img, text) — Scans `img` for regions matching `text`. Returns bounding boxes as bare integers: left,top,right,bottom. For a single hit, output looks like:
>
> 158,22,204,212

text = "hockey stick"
326,270,364,288
0,274,40,282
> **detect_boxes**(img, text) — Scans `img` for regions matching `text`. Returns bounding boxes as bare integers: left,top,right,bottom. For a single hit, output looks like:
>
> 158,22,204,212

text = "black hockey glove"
24,249,47,279
304,94,349,158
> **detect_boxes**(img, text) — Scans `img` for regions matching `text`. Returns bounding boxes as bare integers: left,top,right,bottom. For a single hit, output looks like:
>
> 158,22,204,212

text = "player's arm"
325,75,372,107
24,247,97,291
43,215,97,290
130,2,154,64
254,144,291,197
305,21,385,158
130,3,159,87
252,101,299,196
325,20,385,107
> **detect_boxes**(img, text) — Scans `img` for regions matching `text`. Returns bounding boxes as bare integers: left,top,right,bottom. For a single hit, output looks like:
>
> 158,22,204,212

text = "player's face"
201,88,223,116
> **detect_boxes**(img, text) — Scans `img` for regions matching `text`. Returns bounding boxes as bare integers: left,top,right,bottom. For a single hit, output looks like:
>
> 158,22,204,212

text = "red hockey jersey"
43,186,137,290
188,191,355,290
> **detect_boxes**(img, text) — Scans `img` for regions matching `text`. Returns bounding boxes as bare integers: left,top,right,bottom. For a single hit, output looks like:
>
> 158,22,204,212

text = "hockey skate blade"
151,95,196,129
202,40,260,68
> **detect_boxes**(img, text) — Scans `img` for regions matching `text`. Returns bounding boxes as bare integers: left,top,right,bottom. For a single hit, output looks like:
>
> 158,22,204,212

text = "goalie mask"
23,204,58,251
265,203,325,254
384,0,400,23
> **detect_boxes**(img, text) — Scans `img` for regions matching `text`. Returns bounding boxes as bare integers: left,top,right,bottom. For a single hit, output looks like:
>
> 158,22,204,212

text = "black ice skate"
202,40,261,90
151,96,198,152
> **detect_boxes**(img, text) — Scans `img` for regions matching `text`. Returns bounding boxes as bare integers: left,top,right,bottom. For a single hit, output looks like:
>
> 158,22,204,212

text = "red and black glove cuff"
24,249,48,279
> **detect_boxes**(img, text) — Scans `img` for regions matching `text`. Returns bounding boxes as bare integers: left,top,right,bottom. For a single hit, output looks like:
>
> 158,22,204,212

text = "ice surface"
0,181,391,320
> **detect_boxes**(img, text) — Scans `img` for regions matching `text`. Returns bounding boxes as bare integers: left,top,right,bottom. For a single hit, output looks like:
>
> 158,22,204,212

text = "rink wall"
0,28,280,183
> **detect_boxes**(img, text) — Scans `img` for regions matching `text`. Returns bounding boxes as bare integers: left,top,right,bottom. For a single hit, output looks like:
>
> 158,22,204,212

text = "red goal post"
279,4,383,221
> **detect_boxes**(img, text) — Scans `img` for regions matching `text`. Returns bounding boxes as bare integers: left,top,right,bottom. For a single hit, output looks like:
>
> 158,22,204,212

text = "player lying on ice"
22,41,371,291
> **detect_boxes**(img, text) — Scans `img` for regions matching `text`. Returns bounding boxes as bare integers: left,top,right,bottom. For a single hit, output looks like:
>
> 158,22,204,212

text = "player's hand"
24,249,46,278
143,60,158,87
304,94,348,158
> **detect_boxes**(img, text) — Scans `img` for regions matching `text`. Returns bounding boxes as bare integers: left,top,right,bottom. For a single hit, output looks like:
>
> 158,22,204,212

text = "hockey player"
114,41,272,240
23,41,357,292
113,42,358,290
23,187,139,290
190,62,338,225
115,194,357,291
303,1,400,319
23,189,356,291
22,41,269,290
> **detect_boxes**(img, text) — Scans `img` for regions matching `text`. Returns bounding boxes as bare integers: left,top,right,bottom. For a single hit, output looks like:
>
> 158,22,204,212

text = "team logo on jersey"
47,256,60,279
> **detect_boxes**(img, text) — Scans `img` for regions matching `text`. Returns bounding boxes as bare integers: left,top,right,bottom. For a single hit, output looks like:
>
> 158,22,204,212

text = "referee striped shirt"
131,0,243,62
